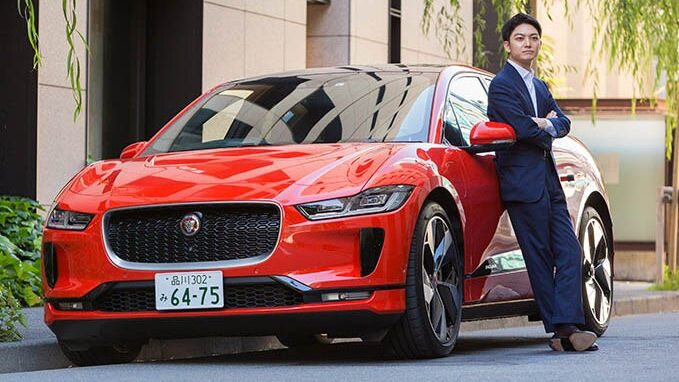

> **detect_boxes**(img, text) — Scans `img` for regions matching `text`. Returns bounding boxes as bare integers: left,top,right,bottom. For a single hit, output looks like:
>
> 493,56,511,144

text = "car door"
443,73,533,304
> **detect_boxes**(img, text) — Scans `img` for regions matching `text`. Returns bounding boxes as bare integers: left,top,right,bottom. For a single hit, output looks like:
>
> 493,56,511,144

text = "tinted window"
143,71,438,154
443,76,488,146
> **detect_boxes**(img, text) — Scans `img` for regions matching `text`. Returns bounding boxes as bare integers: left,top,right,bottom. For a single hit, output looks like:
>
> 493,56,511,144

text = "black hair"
501,13,542,41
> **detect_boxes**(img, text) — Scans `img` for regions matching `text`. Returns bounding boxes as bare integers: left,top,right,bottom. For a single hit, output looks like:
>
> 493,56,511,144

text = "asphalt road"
3,312,678,382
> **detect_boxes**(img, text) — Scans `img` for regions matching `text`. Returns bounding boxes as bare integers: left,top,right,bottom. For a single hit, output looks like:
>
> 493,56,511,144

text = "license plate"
154,271,224,310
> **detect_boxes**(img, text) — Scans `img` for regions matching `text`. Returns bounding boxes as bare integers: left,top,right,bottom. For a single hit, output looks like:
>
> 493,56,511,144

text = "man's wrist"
544,119,557,137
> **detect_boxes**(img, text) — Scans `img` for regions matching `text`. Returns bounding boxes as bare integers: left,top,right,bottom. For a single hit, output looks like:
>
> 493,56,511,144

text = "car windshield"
143,70,438,154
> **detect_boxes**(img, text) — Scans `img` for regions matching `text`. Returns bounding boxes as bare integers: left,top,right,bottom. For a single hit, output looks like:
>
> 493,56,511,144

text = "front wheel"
382,201,463,359
59,343,141,366
578,206,613,336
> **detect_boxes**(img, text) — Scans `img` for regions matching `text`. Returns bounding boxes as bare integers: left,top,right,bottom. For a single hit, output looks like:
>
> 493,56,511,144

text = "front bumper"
43,196,421,345
51,310,402,349
43,200,418,294
47,288,404,348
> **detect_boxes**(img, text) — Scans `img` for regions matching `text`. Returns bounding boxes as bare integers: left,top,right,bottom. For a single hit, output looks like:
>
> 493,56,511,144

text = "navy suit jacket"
487,63,571,203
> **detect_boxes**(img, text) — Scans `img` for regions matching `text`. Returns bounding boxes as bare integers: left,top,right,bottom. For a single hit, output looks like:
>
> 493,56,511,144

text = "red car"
42,65,614,365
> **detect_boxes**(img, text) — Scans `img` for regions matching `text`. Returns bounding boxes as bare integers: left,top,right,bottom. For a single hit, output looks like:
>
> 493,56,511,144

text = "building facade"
537,3,666,254
1,1,667,276
1,0,470,207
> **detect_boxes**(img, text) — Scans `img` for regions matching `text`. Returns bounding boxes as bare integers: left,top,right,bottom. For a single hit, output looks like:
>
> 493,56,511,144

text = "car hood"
66,143,401,208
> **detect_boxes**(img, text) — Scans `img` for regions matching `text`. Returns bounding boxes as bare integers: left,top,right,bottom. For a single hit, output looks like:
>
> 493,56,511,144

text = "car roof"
217,64,493,88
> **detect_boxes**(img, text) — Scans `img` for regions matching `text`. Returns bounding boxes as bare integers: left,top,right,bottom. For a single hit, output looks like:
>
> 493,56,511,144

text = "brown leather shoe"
549,330,598,352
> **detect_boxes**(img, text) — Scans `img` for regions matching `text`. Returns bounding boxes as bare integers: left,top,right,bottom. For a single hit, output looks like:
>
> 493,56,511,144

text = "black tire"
578,206,613,336
382,201,463,359
59,343,141,366
276,333,334,348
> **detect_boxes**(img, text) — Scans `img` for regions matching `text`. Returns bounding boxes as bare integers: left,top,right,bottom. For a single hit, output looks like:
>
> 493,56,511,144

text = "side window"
444,76,489,146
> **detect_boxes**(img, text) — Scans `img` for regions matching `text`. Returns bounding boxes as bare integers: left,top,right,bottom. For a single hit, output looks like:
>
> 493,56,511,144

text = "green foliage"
17,0,40,69
0,197,44,262
0,196,44,307
535,35,577,98
421,0,467,61
17,0,89,122
570,0,679,159
649,266,679,291
0,239,43,307
0,196,43,342
421,0,577,96
62,0,89,122
422,0,679,158
0,283,26,342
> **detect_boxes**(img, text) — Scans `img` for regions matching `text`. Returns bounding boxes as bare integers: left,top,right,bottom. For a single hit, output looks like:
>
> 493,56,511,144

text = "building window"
388,0,401,63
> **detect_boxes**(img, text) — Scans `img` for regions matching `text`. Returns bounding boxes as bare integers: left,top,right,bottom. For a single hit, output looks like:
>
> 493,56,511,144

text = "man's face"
503,23,541,66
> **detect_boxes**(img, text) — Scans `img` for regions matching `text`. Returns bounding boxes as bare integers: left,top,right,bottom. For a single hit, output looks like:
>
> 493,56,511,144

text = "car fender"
362,144,466,235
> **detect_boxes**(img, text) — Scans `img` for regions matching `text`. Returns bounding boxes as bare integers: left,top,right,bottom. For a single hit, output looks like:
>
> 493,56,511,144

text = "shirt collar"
507,59,534,82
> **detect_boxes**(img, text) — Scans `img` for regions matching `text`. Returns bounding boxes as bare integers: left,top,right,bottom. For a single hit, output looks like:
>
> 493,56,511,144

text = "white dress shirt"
507,59,556,137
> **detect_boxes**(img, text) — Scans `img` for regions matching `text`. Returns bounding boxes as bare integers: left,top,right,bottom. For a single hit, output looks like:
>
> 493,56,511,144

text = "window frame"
441,73,490,147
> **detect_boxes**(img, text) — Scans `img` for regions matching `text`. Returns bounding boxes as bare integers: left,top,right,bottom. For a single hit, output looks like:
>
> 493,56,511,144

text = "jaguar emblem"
180,212,202,236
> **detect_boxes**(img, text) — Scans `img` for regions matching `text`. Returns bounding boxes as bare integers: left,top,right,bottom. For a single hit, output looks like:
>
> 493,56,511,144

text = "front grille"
105,204,280,264
96,288,156,312
225,284,304,309
94,283,304,312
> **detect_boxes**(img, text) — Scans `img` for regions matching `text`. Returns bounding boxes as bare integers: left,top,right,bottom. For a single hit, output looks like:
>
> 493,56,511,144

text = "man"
486,13,598,352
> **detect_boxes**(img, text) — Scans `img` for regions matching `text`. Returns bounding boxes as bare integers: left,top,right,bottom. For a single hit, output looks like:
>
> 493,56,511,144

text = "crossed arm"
487,79,570,150
539,82,570,139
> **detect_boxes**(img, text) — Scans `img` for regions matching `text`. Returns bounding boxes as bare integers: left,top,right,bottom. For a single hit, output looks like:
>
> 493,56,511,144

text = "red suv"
43,65,614,365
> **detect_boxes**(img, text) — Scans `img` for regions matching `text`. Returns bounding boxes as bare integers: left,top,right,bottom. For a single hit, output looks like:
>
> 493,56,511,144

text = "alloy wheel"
582,216,612,326
421,215,461,343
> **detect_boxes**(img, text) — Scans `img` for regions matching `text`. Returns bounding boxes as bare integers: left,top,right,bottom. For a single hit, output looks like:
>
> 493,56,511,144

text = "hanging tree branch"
17,0,41,69
422,0,678,157
62,0,89,122
421,0,576,98
17,0,89,122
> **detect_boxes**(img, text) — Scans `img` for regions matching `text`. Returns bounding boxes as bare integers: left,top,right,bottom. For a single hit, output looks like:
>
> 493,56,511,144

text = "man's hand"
532,117,548,129
532,110,558,129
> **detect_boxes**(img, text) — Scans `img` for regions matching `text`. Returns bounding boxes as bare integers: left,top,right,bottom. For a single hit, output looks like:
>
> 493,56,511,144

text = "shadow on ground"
160,334,552,366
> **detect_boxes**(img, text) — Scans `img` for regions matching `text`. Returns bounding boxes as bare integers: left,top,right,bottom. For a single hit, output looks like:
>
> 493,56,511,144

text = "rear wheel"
382,201,463,359
59,343,141,366
578,206,613,336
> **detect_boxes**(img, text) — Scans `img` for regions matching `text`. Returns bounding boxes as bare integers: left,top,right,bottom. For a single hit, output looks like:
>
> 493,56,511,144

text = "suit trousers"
505,157,585,333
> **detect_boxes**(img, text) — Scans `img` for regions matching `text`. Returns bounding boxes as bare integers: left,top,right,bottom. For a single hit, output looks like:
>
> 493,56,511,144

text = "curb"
611,293,679,316
0,333,286,374
3,289,679,374
0,339,70,374
460,290,679,332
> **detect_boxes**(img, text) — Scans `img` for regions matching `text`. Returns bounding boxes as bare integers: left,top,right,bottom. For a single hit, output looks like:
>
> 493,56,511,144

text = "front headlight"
296,185,414,220
46,207,94,230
